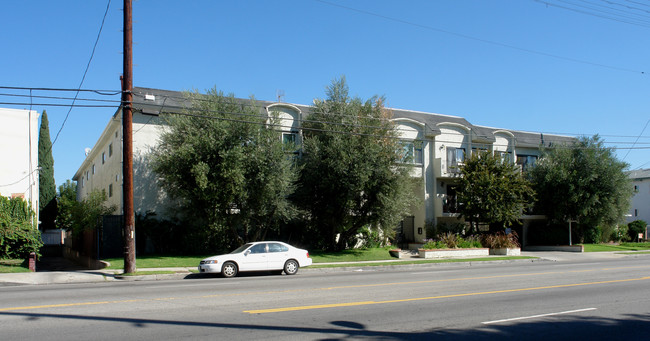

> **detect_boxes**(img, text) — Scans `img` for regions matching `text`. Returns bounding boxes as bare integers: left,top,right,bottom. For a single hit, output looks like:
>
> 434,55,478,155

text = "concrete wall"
0,108,40,217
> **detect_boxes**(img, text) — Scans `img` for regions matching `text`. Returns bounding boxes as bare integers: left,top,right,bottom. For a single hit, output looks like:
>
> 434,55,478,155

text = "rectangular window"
108,184,113,198
92,164,95,174
109,143,113,157
282,132,300,155
634,185,639,193
102,152,106,164
399,140,423,164
635,209,638,217
86,171,89,180
516,154,537,172
447,147,465,172
498,151,512,163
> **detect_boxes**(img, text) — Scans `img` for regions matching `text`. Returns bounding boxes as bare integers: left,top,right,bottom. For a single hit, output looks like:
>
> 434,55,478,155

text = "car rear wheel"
222,262,238,278
284,259,299,275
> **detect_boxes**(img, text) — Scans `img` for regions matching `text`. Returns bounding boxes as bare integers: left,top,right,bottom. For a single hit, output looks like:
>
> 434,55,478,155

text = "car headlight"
202,260,218,264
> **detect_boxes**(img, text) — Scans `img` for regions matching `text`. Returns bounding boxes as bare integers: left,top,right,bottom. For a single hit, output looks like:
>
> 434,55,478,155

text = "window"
447,147,465,172
92,164,95,174
516,154,537,172
249,244,267,254
268,243,288,253
635,209,638,217
634,185,639,193
471,147,489,156
283,132,296,145
108,184,113,198
399,140,423,164
109,143,113,157
102,152,106,164
498,151,512,163
86,171,89,180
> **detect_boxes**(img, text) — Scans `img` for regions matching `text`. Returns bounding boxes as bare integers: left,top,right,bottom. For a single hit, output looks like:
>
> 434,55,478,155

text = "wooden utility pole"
122,0,136,274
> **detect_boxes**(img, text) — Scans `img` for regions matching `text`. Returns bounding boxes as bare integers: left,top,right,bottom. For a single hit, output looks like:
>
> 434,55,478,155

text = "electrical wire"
49,0,112,150
622,119,650,161
314,0,646,74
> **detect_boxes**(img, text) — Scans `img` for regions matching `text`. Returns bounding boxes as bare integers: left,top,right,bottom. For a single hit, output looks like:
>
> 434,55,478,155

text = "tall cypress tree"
38,110,57,230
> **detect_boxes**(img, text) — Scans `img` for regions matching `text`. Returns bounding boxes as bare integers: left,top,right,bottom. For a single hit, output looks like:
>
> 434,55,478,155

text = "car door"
238,243,268,271
266,242,290,270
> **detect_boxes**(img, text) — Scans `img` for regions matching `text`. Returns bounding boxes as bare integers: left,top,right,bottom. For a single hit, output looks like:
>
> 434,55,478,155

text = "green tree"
457,151,535,232
151,88,297,250
529,135,632,243
55,180,77,232
38,110,57,230
294,77,417,251
55,181,116,236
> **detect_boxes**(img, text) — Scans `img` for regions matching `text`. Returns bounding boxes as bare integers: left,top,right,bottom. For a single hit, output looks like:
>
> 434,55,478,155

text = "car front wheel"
222,262,238,278
284,259,299,275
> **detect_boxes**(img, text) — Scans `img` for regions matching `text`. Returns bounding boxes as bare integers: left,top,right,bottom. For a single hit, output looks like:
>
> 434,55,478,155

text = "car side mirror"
244,250,251,256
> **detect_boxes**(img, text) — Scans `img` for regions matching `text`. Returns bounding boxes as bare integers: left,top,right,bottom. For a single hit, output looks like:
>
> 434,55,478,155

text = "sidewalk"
0,251,639,286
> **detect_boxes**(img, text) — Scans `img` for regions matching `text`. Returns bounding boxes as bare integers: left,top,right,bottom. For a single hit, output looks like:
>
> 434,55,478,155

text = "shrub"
583,225,602,244
439,232,461,248
481,231,520,249
628,220,647,241
421,239,446,249
0,197,42,259
458,235,482,248
421,233,482,249
358,226,385,249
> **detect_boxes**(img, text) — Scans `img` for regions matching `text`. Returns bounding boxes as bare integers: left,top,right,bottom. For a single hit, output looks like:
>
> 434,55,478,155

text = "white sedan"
198,241,313,278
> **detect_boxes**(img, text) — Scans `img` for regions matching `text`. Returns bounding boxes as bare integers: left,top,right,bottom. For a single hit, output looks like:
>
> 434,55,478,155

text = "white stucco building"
0,108,40,219
628,169,650,224
75,87,575,247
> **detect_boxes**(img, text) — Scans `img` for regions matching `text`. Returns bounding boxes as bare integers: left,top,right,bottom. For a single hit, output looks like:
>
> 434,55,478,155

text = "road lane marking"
481,308,597,324
243,276,650,314
2,267,649,313
0,299,142,312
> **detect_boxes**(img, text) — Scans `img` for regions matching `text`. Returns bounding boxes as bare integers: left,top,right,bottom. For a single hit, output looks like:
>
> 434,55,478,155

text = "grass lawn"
0,259,31,273
103,255,209,270
309,247,396,263
102,248,399,269
310,256,536,268
582,242,650,252
100,248,531,269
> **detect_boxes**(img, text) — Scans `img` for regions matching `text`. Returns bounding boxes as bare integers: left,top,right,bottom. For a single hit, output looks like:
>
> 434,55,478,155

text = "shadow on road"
2,310,649,340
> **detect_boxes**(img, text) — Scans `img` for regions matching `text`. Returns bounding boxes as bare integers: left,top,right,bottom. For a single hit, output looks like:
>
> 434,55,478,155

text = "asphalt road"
2,256,650,340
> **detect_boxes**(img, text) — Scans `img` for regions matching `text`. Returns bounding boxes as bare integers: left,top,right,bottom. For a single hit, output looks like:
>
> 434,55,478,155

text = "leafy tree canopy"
151,88,297,249
56,180,116,236
294,77,418,250
457,151,535,231
529,135,632,239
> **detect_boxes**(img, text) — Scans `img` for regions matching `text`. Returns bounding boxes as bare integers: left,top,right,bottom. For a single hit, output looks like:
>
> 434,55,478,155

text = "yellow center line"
0,299,142,312
243,276,650,314
2,266,649,313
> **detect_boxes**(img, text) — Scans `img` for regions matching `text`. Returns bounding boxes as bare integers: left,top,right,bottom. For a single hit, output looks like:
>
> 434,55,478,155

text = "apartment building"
0,108,40,219
74,87,575,246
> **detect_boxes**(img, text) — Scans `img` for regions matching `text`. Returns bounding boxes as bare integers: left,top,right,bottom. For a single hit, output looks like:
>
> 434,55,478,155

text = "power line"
622,118,650,160
50,0,112,150
534,0,650,27
0,92,121,103
314,0,646,75
0,85,120,95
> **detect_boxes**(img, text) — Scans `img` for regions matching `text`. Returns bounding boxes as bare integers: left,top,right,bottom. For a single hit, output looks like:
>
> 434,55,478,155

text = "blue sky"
2,0,649,187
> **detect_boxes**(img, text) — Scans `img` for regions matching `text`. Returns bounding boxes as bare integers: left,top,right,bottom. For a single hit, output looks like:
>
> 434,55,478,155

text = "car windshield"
230,243,253,254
